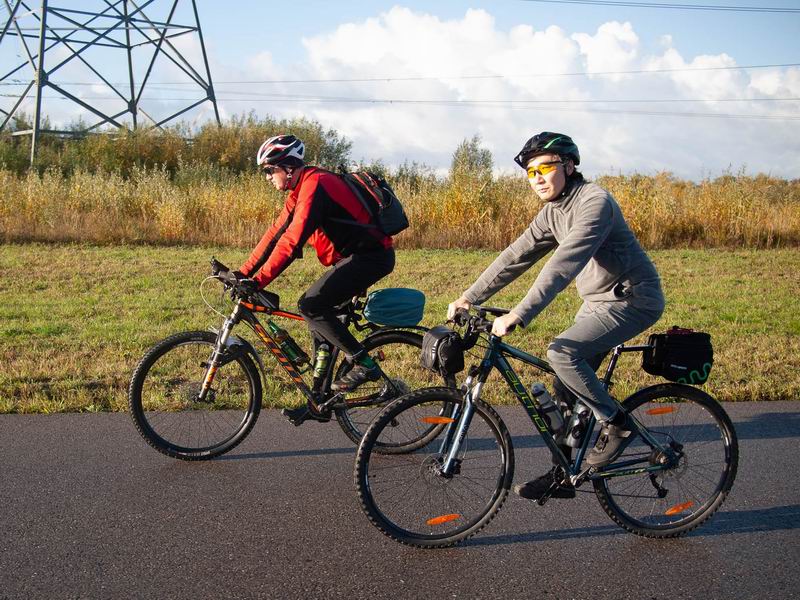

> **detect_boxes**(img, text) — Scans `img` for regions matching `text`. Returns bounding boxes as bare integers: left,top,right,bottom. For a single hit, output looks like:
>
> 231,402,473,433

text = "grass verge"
1,243,797,413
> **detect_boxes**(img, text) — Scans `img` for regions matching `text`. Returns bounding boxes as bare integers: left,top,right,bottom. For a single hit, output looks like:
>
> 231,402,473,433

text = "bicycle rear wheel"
355,387,514,548
128,331,262,460
593,383,738,537
334,330,453,451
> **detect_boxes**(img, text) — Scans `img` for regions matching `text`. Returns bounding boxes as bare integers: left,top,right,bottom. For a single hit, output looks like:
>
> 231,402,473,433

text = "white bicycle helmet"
256,134,305,168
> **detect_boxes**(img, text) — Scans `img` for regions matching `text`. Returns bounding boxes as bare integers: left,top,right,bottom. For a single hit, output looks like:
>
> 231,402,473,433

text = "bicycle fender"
620,382,714,408
363,325,428,342
222,335,267,383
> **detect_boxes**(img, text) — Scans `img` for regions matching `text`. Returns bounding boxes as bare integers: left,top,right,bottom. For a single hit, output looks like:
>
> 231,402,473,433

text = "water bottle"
530,382,565,434
313,343,331,379
565,402,591,448
266,320,310,369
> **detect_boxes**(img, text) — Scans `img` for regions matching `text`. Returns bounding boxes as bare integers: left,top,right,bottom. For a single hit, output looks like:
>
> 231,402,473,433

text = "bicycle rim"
129,332,261,460
355,388,514,547
593,384,738,537
334,330,452,451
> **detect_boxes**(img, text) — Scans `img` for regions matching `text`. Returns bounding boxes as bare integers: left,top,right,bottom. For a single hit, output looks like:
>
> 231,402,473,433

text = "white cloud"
573,21,640,81
254,7,799,179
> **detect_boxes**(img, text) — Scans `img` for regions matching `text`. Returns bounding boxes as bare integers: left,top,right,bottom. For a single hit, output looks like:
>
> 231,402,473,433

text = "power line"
517,0,800,12
11,94,800,121
1,62,797,87
7,91,799,105
168,90,800,104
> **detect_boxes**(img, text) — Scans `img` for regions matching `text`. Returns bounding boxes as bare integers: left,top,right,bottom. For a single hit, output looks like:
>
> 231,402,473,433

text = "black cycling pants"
297,248,395,359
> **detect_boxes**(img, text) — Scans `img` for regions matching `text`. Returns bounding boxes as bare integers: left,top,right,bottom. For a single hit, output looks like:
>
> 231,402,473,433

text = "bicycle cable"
200,276,232,320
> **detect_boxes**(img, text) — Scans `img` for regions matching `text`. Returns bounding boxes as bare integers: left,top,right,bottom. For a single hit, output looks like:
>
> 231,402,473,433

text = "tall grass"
2,166,798,249
1,117,798,249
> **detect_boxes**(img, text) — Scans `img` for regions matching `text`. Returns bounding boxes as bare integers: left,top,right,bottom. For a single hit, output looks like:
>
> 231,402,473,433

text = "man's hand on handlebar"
236,278,259,296
447,297,472,320
491,313,522,337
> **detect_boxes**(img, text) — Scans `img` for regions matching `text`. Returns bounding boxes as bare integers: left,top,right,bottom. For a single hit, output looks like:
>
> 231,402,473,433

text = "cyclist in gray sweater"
448,132,664,501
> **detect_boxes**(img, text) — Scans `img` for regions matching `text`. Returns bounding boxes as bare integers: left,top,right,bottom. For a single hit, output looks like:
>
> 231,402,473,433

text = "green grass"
1,243,798,413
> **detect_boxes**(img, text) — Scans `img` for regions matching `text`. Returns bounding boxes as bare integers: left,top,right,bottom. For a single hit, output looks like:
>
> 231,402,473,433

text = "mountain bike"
128,258,451,461
354,305,738,548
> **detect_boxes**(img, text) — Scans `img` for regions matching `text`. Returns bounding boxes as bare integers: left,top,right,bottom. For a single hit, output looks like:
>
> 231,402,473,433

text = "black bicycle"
128,258,451,461
354,306,738,547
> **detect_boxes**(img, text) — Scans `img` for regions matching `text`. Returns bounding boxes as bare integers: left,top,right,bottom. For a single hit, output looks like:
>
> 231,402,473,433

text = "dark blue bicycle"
354,305,738,548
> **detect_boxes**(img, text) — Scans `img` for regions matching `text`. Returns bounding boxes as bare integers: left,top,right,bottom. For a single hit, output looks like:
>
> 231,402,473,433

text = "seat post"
601,345,625,388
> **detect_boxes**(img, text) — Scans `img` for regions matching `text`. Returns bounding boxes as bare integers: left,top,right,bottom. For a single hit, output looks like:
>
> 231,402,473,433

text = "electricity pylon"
0,0,221,164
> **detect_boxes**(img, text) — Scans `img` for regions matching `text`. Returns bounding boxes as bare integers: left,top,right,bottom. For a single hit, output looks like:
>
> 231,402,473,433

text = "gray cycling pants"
546,299,664,422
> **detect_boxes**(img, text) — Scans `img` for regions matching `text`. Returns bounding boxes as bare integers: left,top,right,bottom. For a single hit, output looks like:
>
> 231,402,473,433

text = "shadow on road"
218,446,354,460
467,504,800,547
733,412,800,440
216,409,800,461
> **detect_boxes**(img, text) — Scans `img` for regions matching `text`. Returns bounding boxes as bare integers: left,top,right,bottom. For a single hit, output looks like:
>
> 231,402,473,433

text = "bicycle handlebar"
209,256,280,309
452,305,518,348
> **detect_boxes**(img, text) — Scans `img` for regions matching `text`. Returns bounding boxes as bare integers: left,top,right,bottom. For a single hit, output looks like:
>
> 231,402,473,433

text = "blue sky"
2,1,799,178
201,0,799,68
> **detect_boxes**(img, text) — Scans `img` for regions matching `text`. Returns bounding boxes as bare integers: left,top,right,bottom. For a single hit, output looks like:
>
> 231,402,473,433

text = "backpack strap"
329,174,380,230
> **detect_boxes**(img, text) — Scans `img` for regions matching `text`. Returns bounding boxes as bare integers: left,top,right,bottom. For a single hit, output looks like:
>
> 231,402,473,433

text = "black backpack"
334,169,410,237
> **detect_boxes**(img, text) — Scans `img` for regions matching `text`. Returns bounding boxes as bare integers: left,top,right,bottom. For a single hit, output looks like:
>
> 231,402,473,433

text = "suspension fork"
197,304,242,401
439,375,484,476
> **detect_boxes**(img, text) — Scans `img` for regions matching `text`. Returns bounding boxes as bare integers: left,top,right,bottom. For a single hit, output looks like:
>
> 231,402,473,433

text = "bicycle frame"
201,298,317,404
439,334,678,485
200,292,421,410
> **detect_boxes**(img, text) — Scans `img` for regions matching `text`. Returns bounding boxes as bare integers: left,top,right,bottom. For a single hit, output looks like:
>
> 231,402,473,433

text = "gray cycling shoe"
586,412,636,467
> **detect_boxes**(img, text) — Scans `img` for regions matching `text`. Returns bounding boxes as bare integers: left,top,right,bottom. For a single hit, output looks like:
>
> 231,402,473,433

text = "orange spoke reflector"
374,350,386,361
665,501,694,516
426,514,461,526
421,416,456,424
647,406,677,415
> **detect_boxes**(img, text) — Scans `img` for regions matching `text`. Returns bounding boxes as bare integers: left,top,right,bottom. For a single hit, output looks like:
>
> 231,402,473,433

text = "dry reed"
2,166,798,250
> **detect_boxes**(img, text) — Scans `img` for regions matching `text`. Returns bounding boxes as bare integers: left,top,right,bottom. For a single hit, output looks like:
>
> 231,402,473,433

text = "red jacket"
239,167,393,287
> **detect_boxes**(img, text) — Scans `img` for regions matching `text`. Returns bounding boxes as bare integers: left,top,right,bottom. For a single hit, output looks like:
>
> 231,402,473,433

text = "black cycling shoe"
331,363,382,393
586,411,636,467
514,467,576,500
282,402,331,426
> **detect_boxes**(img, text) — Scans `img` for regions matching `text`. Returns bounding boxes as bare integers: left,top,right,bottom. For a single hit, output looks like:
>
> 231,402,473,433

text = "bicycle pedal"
282,406,310,426
283,405,331,426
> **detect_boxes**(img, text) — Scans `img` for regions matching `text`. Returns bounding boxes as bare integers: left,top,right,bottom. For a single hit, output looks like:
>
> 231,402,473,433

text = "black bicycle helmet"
514,132,580,168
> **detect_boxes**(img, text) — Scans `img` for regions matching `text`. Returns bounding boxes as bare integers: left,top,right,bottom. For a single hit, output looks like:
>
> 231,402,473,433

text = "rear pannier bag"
421,325,465,376
363,288,425,327
642,326,714,385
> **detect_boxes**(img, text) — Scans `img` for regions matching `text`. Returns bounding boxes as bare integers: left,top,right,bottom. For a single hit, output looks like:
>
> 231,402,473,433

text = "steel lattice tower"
0,0,220,163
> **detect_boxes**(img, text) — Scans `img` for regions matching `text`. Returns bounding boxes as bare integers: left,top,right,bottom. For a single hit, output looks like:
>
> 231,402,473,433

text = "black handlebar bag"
421,326,465,376
642,326,714,385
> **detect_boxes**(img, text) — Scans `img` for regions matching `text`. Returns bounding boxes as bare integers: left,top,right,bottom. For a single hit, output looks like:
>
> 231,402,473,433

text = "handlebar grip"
210,257,229,276
453,307,470,327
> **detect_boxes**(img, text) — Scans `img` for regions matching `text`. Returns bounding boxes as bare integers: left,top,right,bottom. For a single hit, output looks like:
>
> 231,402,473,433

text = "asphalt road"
1,402,799,600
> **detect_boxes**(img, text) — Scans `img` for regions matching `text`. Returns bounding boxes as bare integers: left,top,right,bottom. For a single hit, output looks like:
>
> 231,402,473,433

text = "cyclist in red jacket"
236,134,395,425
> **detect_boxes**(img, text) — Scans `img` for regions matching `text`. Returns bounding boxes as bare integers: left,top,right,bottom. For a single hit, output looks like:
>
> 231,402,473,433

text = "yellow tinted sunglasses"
526,161,562,179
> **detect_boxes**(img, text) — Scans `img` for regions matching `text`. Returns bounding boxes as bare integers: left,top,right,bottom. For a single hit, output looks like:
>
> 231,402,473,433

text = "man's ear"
565,159,575,176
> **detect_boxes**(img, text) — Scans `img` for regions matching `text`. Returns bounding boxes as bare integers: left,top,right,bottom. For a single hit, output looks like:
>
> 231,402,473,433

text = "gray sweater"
463,179,664,326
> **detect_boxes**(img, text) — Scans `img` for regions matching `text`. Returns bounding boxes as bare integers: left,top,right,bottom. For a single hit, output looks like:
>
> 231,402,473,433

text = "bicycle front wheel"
334,330,453,451
128,331,262,460
355,387,514,548
593,383,738,538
